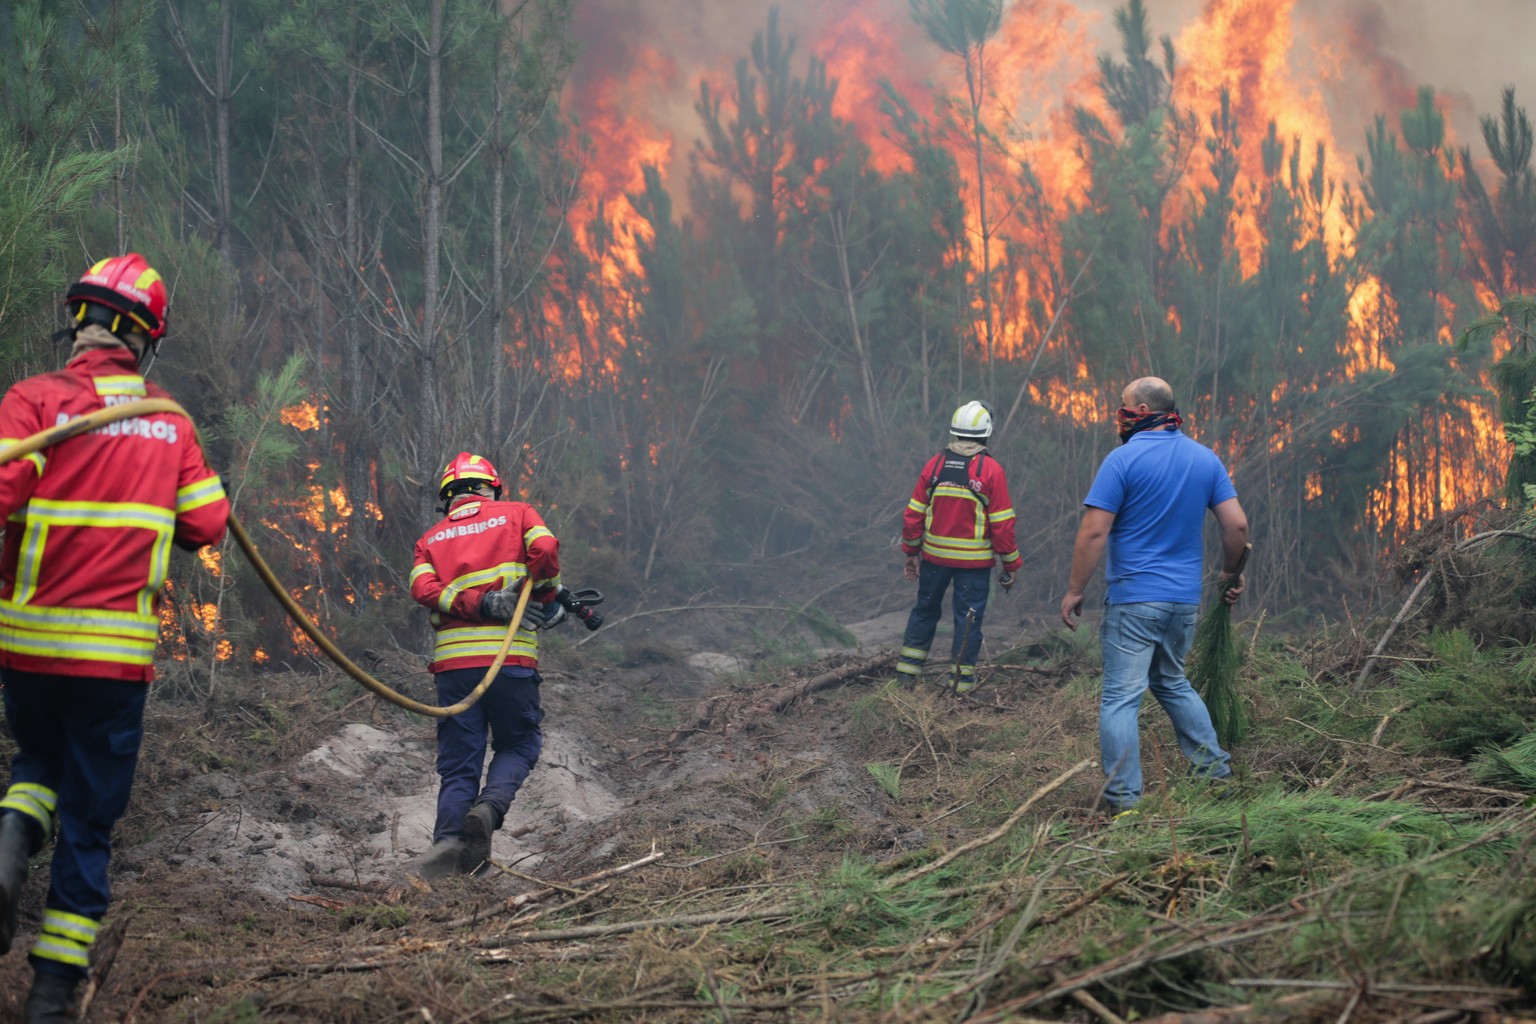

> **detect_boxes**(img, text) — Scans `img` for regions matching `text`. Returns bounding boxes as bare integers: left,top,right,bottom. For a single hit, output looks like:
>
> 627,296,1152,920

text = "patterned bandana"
1116,407,1183,444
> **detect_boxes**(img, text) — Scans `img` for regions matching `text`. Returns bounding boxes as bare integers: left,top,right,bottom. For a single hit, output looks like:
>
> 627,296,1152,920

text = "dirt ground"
0,604,1077,1022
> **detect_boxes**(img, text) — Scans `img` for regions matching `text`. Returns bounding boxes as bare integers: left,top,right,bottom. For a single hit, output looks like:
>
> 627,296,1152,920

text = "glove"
999,571,1016,593
479,587,518,623
536,599,568,630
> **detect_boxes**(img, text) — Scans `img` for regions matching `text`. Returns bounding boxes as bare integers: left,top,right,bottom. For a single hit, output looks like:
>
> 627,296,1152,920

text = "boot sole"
459,806,495,874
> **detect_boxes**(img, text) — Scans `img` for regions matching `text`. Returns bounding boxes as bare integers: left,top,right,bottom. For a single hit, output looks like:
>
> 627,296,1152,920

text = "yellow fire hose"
0,397,528,718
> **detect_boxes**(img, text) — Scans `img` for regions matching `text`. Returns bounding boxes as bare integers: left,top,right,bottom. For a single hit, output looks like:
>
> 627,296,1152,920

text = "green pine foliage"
1187,582,1247,747
1386,630,1536,758
1471,731,1536,791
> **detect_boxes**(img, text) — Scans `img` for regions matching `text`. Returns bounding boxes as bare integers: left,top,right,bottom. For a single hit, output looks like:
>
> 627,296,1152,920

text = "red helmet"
438,452,502,502
65,253,168,340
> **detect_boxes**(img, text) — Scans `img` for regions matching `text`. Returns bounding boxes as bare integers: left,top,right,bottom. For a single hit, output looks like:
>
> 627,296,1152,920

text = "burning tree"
2,0,1530,663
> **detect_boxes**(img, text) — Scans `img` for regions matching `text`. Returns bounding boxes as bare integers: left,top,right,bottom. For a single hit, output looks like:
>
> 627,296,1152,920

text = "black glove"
536,600,568,630
998,571,1016,592
479,587,517,623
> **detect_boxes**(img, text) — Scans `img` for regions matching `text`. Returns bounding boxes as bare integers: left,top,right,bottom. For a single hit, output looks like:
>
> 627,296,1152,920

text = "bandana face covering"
1116,406,1183,443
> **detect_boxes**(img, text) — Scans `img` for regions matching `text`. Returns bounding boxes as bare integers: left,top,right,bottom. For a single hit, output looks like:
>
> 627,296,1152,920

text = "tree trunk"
417,0,445,521
830,207,878,426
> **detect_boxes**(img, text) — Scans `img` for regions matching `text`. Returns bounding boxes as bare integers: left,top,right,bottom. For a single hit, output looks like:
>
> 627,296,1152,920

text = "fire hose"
0,397,530,718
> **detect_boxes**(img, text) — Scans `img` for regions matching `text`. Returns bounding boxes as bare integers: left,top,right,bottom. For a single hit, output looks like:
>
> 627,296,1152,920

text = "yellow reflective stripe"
900,647,928,660
41,910,98,944
2,782,57,814
907,498,928,513
0,601,158,638
410,563,435,585
530,574,560,591
433,625,537,661
986,508,1016,524
932,484,980,500
439,563,526,614
144,530,173,615
1,782,58,834
8,499,176,613
0,438,44,476
94,375,147,397
923,536,991,554
176,475,226,514
31,909,100,969
524,524,553,545
0,631,155,665
26,498,175,532
31,935,91,968
14,521,47,605
445,564,525,591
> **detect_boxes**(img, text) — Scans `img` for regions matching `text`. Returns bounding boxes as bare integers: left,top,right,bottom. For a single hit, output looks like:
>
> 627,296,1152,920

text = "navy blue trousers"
2,668,147,978
433,666,543,843
898,562,992,680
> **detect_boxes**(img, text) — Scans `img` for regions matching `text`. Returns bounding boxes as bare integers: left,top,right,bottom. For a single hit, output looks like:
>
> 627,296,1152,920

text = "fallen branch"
476,905,795,948
1354,568,1436,692
885,759,1095,888
966,912,1313,1023
1227,978,1521,998
498,882,612,932
306,875,392,893
1356,528,1536,691
79,914,130,1019
774,651,898,711
1388,1004,1511,1024
1136,991,1327,1023
1365,778,1530,803
1053,968,1126,1024
1033,871,1132,929
441,843,666,930
288,893,347,911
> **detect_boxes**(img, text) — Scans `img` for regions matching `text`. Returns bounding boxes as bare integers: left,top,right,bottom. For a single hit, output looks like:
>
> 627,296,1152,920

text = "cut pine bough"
1190,543,1251,748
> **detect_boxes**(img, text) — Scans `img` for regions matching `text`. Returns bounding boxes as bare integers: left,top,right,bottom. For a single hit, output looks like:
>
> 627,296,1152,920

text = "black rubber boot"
23,970,80,1024
409,838,466,881
0,811,33,956
459,802,499,874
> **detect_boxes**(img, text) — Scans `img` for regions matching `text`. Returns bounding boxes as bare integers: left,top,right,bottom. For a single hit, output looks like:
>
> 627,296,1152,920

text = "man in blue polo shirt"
1060,376,1249,815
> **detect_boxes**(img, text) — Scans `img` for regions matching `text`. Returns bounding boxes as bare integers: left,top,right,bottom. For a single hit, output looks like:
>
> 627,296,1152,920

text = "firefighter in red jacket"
898,401,1022,693
0,254,230,1021
408,452,566,879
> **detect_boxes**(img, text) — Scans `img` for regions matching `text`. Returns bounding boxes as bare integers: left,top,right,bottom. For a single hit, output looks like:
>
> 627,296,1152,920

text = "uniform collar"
66,346,142,376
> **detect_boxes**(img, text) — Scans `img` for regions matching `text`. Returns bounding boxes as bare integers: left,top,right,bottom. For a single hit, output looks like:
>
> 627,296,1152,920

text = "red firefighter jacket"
0,346,230,681
410,497,561,673
901,445,1023,572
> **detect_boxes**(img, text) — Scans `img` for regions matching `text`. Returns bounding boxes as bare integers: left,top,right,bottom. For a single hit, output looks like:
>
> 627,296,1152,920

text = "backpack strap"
927,449,991,507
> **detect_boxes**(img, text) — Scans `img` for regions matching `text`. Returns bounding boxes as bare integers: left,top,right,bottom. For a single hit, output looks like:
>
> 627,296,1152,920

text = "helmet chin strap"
137,339,159,375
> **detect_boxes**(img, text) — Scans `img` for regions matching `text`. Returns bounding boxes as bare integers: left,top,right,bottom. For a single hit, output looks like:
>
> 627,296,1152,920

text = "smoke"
565,0,1536,209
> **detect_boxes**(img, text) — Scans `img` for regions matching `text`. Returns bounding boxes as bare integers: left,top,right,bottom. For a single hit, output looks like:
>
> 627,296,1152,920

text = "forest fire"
556,0,1512,549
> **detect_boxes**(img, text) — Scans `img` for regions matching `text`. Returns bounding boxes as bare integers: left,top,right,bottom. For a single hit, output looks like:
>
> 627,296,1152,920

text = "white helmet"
950,400,993,438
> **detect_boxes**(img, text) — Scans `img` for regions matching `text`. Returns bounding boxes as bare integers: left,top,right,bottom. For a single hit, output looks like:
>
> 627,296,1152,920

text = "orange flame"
280,401,321,431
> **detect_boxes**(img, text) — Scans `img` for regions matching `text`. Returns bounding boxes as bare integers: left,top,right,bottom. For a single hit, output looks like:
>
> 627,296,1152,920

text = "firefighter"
898,401,1022,693
408,452,566,879
0,254,230,1022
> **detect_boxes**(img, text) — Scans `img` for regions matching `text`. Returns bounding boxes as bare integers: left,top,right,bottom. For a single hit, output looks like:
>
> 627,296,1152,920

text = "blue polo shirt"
1083,429,1237,605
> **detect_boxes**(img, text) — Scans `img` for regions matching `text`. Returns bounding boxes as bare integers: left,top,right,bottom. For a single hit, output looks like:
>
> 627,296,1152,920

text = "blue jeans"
1099,602,1230,811
897,562,992,680
433,667,544,842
